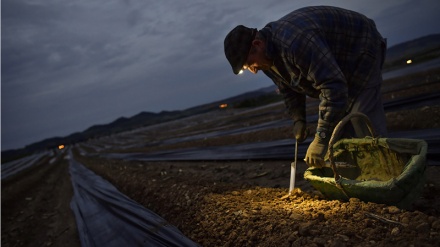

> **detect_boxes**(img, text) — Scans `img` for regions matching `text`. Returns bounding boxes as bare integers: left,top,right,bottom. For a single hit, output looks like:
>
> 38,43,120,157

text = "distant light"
406,59,412,64
238,70,244,75
58,145,65,150
219,103,228,109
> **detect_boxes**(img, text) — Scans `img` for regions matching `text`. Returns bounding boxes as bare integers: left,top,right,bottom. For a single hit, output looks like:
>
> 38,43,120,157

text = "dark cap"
224,25,257,75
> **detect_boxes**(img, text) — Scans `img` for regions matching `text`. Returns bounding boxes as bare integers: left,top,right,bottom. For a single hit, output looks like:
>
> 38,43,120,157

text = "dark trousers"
346,41,388,138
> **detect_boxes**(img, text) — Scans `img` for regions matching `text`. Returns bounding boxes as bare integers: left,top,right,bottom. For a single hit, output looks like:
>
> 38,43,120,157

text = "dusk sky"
2,0,440,151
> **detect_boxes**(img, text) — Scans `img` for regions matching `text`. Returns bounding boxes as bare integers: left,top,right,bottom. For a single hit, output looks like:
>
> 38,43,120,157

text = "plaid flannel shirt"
261,6,386,131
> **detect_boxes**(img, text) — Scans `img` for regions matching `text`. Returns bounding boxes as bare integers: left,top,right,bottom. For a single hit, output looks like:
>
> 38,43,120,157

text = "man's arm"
287,31,349,167
275,78,306,124
290,31,348,133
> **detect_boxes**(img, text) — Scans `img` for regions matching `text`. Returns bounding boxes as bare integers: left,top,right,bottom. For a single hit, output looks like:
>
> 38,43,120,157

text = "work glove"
305,133,329,168
293,120,307,143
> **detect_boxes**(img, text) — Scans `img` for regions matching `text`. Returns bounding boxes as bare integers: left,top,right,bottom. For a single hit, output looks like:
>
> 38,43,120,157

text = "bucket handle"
328,113,377,190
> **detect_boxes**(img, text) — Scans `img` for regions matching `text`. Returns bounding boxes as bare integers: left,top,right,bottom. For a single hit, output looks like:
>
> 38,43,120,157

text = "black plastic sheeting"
1,151,50,180
81,90,440,161
99,128,440,166
68,151,200,247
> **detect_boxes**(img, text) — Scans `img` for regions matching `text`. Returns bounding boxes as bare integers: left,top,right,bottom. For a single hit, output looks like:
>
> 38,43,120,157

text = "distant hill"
2,33,440,162
383,33,440,71
1,85,280,163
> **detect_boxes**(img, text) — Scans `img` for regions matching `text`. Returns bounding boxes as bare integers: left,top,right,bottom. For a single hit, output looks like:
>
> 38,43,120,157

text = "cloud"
2,0,440,150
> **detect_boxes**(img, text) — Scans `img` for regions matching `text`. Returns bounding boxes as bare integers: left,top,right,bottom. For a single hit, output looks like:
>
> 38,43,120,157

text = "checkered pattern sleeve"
277,78,306,123
289,30,348,130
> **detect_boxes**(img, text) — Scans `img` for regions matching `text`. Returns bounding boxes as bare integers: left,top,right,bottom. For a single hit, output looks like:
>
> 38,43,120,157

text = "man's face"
242,40,272,74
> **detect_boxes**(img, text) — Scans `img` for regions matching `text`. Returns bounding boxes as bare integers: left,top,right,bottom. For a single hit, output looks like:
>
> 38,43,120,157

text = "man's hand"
305,135,329,168
293,120,307,143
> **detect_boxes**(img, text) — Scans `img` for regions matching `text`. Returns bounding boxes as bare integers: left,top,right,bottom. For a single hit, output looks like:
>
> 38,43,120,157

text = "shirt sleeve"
288,30,348,131
277,80,306,123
